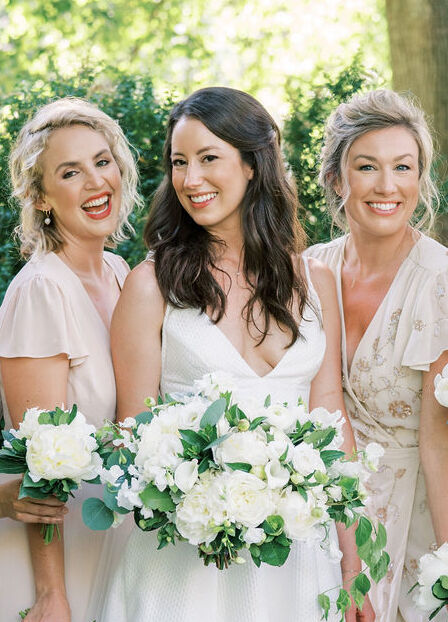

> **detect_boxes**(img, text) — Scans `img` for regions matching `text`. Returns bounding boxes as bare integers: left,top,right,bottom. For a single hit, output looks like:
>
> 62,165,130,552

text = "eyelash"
171,155,218,167
62,159,110,179
358,164,411,172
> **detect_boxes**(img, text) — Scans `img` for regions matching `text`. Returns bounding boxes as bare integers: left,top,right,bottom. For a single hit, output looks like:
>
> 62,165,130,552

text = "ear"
34,196,51,213
245,164,254,181
332,175,342,198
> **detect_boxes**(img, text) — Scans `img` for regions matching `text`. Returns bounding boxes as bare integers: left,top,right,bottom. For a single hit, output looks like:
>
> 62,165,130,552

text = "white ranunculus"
215,429,269,467
194,371,236,401
291,442,325,477
100,464,124,485
364,442,385,471
243,526,265,545
264,403,302,432
26,424,100,483
434,374,448,408
174,460,199,493
277,491,322,540
414,543,448,612
13,407,46,439
265,460,290,489
226,471,275,528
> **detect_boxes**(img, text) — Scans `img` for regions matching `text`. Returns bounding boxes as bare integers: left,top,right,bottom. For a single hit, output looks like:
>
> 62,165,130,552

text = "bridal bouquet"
83,372,389,617
411,543,448,620
0,404,102,543
434,364,448,407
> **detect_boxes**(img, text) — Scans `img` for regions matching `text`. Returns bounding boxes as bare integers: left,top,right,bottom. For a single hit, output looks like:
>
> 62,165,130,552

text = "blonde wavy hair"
9,97,142,257
319,89,439,233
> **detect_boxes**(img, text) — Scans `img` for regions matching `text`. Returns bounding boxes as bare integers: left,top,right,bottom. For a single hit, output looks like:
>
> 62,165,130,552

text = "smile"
189,192,218,207
367,202,400,213
81,193,112,220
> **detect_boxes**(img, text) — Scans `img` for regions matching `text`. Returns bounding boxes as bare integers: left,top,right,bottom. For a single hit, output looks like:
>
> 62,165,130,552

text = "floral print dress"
307,234,448,622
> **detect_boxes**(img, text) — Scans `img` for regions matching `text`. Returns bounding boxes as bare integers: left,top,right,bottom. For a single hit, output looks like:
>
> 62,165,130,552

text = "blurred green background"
0,0,447,298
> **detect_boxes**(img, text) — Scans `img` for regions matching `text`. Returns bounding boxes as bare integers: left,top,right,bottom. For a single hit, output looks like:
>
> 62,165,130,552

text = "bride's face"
170,116,253,233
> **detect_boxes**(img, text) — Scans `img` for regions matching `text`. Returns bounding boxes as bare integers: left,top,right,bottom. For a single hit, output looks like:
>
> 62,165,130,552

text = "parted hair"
9,97,142,257
319,88,439,232
144,86,308,345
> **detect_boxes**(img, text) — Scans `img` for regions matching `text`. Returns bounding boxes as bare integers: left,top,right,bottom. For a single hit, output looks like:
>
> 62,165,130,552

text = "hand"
356,595,375,621
24,590,71,622
0,479,67,523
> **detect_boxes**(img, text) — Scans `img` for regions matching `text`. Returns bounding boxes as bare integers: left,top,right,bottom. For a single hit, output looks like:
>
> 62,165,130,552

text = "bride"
99,87,373,621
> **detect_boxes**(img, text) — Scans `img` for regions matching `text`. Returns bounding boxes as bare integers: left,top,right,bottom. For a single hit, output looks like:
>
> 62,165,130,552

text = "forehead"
171,116,232,153
348,125,419,158
42,124,110,167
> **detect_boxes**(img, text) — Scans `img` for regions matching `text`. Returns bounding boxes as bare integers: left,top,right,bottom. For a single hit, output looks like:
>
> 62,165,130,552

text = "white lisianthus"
414,543,448,612
264,403,300,432
100,464,124,485
194,371,236,401
226,471,275,528
12,407,46,439
215,429,269,467
26,424,100,483
363,442,385,471
174,459,199,493
434,365,448,407
265,460,290,489
243,526,265,545
277,490,322,540
170,398,209,431
291,442,325,477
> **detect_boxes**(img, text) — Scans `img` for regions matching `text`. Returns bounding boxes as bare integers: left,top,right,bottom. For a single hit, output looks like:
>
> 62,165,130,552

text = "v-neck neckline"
50,252,121,333
337,234,421,381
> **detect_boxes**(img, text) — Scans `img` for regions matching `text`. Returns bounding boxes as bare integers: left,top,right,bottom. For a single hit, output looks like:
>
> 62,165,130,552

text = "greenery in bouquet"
83,372,389,618
0,404,102,543
410,542,448,620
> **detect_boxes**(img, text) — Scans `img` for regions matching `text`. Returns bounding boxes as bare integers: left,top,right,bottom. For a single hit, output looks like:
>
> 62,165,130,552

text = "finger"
27,496,66,507
15,512,66,524
14,501,68,518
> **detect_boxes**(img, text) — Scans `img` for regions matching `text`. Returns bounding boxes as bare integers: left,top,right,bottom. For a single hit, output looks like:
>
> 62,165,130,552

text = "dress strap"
146,250,155,263
301,254,322,315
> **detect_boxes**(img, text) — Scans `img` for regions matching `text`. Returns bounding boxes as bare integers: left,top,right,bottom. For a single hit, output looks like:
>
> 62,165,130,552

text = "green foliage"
283,57,381,245
0,67,171,300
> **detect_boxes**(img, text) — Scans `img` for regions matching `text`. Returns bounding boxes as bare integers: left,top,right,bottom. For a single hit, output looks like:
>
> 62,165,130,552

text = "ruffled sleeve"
402,267,448,371
0,274,89,367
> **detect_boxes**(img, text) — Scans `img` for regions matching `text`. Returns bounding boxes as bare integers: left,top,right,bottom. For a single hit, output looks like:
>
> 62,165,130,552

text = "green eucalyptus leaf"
248,417,267,431
135,411,154,425
225,462,252,472
203,432,231,450
82,498,114,530
200,398,227,429
264,395,271,407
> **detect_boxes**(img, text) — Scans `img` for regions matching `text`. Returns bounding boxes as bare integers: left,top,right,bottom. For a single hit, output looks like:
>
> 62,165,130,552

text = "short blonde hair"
319,89,439,232
9,97,142,257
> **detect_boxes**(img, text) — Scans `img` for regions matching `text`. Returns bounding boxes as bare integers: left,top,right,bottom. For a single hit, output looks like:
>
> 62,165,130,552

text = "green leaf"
0,455,27,473
336,588,352,616
353,572,370,595
200,398,227,429
225,462,252,472
355,516,372,547
258,540,290,566
318,593,331,619
179,429,207,448
67,404,78,424
103,485,129,514
370,551,390,583
248,417,266,431
440,575,448,590
139,483,176,512
262,515,284,536
264,395,271,407
135,411,154,425
38,412,53,425
374,522,387,550
429,603,448,620
82,498,114,530
203,432,231,451
320,449,345,467
304,427,336,449
432,578,448,601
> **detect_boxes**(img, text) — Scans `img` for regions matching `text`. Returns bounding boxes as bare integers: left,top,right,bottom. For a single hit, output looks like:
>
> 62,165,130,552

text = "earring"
44,210,51,225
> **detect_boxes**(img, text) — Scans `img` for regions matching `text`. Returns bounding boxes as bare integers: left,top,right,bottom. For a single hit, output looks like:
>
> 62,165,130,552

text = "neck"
56,236,107,278
207,223,245,268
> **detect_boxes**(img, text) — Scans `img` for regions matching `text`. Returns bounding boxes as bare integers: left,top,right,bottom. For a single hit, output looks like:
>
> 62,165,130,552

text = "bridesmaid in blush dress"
306,89,448,621
0,98,140,622
98,87,374,622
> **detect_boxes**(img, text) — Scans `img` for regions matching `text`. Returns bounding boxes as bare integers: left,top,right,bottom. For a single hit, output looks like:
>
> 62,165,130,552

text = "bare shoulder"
121,260,164,307
306,256,337,295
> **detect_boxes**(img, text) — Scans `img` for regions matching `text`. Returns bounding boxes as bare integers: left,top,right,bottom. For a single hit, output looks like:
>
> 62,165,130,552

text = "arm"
419,350,448,544
0,354,71,622
111,261,165,422
308,258,375,621
0,479,66,523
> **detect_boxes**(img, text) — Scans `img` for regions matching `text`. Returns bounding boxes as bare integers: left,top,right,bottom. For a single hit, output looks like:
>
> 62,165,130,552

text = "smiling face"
341,125,420,240
38,124,122,245
170,116,253,234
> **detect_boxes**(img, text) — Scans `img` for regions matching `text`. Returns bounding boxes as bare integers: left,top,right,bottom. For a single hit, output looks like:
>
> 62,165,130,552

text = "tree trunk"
385,0,448,242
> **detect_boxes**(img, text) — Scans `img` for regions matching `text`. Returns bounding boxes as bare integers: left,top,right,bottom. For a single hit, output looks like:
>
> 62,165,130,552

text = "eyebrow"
54,149,110,173
353,153,415,162
171,145,222,157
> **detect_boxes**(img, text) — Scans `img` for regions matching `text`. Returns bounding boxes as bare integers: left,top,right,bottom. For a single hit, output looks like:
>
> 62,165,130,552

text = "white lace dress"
97,258,343,622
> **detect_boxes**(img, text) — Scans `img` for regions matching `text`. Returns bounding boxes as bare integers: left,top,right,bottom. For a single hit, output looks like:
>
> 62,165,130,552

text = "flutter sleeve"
402,267,448,371
0,274,88,366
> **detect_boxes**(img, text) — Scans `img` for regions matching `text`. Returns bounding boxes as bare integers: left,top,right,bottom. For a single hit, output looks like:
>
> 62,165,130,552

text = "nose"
375,168,397,195
184,160,203,189
84,166,105,190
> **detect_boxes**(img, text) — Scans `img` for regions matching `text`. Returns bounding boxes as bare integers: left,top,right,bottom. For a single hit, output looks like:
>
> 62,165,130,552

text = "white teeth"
82,196,109,208
190,192,217,204
368,202,399,211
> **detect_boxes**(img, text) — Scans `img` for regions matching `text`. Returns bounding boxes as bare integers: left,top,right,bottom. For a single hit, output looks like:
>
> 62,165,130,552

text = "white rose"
434,375,448,408
174,460,199,493
226,471,275,528
265,460,290,489
215,429,269,467
243,526,265,545
13,407,45,439
364,442,385,471
291,442,326,477
277,491,322,540
264,403,301,432
26,424,99,483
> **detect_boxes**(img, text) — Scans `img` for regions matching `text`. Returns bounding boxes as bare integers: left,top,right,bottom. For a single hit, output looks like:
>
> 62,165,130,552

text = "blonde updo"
319,89,439,232
9,97,142,257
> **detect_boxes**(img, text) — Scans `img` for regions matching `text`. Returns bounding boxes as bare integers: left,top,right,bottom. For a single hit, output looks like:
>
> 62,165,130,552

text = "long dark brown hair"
144,87,308,345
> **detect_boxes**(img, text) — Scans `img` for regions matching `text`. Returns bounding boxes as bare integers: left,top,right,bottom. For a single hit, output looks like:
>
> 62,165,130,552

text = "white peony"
264,460,290,489
26,424,100,483
174,459,199,493
291,442,326,477
264,403,302,432
414,543,448,612
12,407,45,440
226,471,275,528
277,490,322,540
215,429,269,467
434,368,448,407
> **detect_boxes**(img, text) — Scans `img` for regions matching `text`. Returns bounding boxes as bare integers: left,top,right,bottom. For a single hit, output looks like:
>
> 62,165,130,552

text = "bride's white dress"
98,258,342,622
